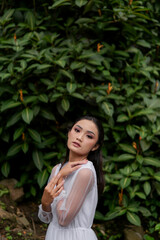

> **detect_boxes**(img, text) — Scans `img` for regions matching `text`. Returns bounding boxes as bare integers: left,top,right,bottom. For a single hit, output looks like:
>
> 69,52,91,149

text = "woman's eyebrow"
75,125,95,135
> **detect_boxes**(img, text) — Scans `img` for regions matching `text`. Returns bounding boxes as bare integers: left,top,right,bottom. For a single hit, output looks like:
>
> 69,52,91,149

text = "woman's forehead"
74,119,98,133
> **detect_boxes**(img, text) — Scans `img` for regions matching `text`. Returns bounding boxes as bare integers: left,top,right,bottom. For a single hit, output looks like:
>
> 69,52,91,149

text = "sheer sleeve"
38,164,59,224
56,168,94,226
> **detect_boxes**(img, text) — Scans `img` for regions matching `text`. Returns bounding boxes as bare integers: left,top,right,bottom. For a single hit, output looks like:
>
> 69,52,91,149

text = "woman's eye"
87,135,93,139
74,128,80,132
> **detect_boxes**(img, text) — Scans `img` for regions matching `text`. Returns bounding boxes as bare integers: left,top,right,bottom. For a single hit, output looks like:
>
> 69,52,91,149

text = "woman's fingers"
54,186,64,197
49,174,61,187
51,180,64,198
54,180,64,192
71,159,88,167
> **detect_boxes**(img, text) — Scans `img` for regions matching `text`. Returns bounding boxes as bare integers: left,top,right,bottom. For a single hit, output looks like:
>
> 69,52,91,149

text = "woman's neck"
69,151,87,162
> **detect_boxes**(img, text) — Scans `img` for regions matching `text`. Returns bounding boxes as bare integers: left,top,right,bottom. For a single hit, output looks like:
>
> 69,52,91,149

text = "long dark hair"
62,115,105,196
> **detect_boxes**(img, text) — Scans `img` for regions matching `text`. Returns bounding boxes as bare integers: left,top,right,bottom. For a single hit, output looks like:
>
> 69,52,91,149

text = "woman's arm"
38,168,64,224
41,174,64,211
57,159,88,183
56,168,94,226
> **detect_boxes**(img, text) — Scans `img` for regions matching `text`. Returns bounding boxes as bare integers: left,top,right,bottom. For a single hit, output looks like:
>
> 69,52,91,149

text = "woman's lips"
72,142,81,147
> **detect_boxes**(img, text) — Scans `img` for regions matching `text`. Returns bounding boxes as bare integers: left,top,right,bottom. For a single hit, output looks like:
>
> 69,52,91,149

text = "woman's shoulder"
50,163,62,176
78,160,95,173
76,161,96,184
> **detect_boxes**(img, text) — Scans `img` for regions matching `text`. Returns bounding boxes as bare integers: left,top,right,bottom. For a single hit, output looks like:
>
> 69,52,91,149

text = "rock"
124,225,144,240
0,206,30,229
0,178,24,202
0,207,13,219
16,215,30,227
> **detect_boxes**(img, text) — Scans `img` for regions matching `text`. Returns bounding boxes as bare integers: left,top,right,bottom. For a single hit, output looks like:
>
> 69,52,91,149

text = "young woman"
38,115,105,240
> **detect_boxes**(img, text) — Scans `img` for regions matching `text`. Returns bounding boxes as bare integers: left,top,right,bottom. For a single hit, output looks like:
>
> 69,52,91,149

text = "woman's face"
67,119,99,157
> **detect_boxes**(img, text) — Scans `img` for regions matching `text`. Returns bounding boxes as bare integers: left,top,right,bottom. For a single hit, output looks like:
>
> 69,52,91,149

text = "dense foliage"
0,0,160,238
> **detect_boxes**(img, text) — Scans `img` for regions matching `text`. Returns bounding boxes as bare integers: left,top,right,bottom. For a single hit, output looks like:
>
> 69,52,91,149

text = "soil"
0,194,47,240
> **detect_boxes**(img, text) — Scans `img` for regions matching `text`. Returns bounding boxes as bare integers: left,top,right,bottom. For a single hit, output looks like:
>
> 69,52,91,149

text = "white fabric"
38,161,98,240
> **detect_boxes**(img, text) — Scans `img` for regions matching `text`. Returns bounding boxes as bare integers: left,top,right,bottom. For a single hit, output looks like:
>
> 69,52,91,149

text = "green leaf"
105,210,121,220
37,169,49,188
25,11,36,30
23,96,37,104
22,142,29,154
30,186,36,197
136,192,146,199
67,82,77,94
75,0,88,7
130,171,141,177
120,177,131,189
37,64,51,70
121,165,132,176
154,182,160,195
7,143,22,157
38,94,48,103
137,40,151,48
136,155,144,164
43,152,58,160
95,211,106,221
13,127,24,141
138,207,151,217
155,223,160,231
143,182,151,196
105,207,126,220
32,150,43,171
20,60,27,69
127,212,141,226
126,125,136,139
117,114,129,122
112,154,135,162
143,234,155,240
22,108,34,124
112,131,121,143
49,0,71,9
132,108,154,117
60,70,74,80
1,162,10,177
50,93,62,102
70,61,84,70
28,128,41,143
127,204,139,213
79,50,96,59
61,99,70,112
40,109,56,121
1,101,21,112
6,112,22,128
154,172,160,182
115,50,130,58
72,92,84,99
54,59,66,68
0,9,15,24
101,102,114,117
119,144,136,154
143,157,160,167
42,137,56,146
140,140,151,152
144,97,160,109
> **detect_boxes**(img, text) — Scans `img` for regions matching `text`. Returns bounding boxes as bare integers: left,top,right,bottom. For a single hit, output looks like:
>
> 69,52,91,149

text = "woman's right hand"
41,174,64,212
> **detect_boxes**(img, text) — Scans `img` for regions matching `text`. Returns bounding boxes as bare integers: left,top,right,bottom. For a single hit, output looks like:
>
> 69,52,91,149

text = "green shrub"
0,0,160,235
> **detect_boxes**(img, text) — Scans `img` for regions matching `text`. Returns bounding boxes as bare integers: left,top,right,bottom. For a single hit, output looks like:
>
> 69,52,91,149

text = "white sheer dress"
38,161,98,240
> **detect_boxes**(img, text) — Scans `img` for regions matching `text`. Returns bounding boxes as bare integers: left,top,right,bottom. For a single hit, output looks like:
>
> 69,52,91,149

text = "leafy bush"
0,0,160,235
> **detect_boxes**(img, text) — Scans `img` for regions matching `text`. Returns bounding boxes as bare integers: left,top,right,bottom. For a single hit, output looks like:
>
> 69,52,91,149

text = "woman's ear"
91,144,99,152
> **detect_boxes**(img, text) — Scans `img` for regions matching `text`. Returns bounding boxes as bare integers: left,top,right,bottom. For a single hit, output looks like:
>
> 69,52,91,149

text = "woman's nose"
76,136,82,142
